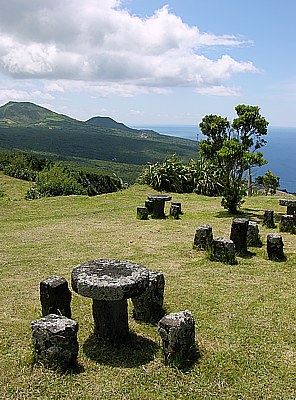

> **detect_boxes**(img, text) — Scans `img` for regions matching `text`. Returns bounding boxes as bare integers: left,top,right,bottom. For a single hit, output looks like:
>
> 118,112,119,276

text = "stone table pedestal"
71,259,149,346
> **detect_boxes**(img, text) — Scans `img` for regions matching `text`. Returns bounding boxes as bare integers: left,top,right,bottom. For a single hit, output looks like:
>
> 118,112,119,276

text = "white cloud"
0,1,257,96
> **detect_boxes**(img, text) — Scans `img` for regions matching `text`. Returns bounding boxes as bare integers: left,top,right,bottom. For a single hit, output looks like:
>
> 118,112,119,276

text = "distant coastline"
133,125,296,194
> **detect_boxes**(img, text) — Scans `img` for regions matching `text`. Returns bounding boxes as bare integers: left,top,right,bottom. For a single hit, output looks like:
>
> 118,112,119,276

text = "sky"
0,0,296,127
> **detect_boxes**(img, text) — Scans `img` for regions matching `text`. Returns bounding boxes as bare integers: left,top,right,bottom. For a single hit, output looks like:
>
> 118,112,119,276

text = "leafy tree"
199,105,269,213
232,105,269,195
256,170,280,195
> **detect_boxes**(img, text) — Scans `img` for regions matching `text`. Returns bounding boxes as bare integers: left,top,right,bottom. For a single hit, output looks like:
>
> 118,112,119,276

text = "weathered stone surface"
267,233,285,261
211,237,236,264
279,214,296,234
158,310,195,362
263,210,276,228
71,259,149,301
194,224,213,250
31,314,78,368
137,206,149,220
230,218,249,255
132,270,165,322
40,276,72,318
247,221,262,247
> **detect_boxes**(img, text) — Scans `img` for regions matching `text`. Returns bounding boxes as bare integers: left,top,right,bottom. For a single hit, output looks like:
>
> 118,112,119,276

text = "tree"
257,170,280,195
232,105,269,195
199,105,269,214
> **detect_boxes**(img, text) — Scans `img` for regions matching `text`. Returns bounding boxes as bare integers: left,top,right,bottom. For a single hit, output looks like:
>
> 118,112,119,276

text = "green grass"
1,172,296,399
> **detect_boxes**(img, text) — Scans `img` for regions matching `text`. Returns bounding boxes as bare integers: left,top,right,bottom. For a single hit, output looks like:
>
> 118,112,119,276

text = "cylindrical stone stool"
137,206,149,220
158,310,195,363
247,221,262,247
40,276,72,318
230,218,249,255
267,233,285,261
132,270,165,322
211,237,236,264
193,224,213,250
169,204,181,219
171,202,183,214
263,210,276,228
279,214,295,234
31,314,79,369
145,199,154,215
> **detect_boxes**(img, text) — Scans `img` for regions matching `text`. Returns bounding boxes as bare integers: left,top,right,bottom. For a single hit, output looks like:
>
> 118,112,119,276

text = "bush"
0,152,51,181
26,165,86,199
138,155,196,193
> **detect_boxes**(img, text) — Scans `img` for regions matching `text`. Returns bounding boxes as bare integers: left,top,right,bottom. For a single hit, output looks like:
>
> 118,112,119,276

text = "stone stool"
145,199,154,215
132,270,165,322
230,218,249,255
267,233,285,261
31,314,79,369
169,204,181,219
171,202,183,214
137,206,149,220
279,214,295,234
211,237,236,264
40,276,72,318
247,221,262,247
158,310,195,362
193,224,213,250
263,210,276,228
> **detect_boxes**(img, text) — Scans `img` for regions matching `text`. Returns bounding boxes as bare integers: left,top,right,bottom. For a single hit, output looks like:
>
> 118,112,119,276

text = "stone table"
279,199,296,215
147,194,172,218
71,259,149,345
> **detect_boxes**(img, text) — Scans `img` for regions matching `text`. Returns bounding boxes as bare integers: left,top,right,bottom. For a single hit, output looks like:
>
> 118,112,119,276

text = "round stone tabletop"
147,194,172,201
71,259,149,301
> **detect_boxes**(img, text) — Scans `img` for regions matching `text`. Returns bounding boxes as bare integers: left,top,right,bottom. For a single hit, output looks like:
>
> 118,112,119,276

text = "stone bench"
40,276,72,318
169,203,181,219
279,214,296,234
267,233,285,261
31,314,79,369
230,218,249,255
131,270,165,322
158,310,195,363
279,199,296,216
137,206,149,220
247,221,262,247
193,224,213,250
263,210,276,228
211,237,237,264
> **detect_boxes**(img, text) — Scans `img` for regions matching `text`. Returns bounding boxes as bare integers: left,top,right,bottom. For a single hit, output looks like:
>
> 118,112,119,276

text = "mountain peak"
0,101,76,127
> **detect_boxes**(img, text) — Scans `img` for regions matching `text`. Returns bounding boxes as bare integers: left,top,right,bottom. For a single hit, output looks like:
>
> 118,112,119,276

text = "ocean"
133,125,296,193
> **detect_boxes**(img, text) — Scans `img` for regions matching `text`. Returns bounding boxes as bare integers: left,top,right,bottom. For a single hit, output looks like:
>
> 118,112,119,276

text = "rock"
40,276,72,318
31,314,78,369
158,310,195,362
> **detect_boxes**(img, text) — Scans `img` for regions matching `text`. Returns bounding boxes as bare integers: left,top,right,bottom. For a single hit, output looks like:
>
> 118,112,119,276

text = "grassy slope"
1,172,295,399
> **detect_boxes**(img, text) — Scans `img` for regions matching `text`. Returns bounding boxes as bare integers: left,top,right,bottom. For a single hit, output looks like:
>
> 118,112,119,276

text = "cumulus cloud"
0,0,257,96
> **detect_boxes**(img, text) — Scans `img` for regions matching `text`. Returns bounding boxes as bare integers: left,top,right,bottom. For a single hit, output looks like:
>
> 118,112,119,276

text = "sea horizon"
133,124,296,193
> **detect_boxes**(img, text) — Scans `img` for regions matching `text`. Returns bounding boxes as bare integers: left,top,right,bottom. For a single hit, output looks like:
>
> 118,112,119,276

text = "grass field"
1,172,295,399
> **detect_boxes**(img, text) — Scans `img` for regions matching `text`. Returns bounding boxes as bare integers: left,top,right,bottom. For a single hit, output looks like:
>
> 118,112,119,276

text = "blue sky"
0,0,295,127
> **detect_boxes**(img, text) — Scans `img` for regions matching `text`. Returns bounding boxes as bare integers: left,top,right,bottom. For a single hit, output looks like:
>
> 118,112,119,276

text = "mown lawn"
0,172,295,399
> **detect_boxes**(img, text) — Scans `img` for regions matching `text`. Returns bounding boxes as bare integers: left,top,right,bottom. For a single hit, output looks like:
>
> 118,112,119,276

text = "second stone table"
147,194,172,218
71,259,149,345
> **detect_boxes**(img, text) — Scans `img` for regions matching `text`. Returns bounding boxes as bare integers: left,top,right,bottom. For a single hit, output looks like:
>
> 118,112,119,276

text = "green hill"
0,101,197,182
1,173,295,399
